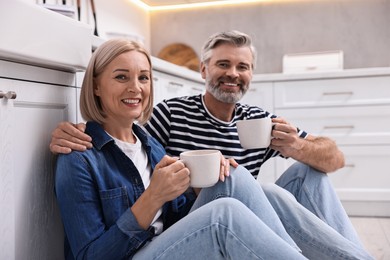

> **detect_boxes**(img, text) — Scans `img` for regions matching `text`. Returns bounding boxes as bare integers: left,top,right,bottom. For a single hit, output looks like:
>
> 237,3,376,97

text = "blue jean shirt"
55,121,191,260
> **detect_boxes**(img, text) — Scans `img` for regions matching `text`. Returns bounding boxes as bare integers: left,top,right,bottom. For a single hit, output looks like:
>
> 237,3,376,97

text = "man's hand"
50,122,92,154
270,117,303,158
270,117,345,173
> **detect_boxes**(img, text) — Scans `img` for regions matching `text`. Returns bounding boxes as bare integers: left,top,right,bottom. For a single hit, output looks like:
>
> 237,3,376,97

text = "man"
50,31,371,258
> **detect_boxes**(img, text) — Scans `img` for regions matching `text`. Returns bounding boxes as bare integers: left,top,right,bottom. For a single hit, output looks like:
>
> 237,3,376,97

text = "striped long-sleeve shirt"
143,94,307,176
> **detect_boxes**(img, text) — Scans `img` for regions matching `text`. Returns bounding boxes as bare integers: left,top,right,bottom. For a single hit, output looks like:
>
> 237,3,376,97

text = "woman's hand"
131,155,190,229
219,153,239,182
148,156,190,205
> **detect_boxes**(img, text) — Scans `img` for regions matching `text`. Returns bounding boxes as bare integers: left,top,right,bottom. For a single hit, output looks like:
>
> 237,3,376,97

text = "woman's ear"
93,79,101,96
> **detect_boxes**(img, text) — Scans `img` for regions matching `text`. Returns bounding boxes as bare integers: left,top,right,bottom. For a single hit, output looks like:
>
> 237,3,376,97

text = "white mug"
179,149,221,188
236,118,273,149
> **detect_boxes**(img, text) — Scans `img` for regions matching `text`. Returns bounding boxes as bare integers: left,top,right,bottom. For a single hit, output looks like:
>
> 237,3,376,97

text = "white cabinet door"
153,70,204,105
241,82,274,112
274,76,390,108
0,77,76,260
275,105,390,145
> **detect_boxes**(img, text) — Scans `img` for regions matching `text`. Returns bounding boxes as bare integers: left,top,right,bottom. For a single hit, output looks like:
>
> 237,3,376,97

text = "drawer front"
241,82,273,112
274,76,390,108
329,145,390,201
275,105,390,145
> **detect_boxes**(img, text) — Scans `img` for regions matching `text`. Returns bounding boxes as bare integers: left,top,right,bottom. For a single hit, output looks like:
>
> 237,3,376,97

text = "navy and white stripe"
144,94,307,176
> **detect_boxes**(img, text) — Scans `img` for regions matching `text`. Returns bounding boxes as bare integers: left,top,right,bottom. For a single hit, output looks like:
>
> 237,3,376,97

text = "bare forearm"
131,190,164,230
292,136,345,173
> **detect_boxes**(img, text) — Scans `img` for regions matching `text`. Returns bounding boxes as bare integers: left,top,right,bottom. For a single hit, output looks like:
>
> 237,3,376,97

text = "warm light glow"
130,0,277,11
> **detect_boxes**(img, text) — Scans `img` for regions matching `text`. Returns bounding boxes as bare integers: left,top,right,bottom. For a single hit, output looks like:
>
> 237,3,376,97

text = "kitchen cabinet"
0,59,77,259
153,60,205,105
240,82,274,112
267,72,390,217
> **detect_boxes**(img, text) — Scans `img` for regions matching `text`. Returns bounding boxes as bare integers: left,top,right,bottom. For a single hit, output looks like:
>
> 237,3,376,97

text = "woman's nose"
127,80,142,93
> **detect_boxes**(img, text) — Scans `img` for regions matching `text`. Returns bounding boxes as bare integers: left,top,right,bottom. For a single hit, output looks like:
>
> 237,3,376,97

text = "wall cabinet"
0,60,77,259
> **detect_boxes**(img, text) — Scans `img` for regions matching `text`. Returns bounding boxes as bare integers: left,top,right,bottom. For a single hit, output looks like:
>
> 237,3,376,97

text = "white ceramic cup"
179,149,221,188
236,118,273,149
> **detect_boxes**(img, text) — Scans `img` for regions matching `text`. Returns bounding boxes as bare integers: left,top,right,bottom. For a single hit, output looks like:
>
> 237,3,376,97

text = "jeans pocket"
100,186,129,226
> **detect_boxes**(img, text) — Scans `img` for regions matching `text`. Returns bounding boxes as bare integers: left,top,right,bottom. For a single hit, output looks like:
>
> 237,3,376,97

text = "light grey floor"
350,217,390,260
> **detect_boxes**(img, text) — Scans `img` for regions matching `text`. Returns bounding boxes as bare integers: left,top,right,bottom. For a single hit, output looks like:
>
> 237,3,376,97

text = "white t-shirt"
111,132,163,235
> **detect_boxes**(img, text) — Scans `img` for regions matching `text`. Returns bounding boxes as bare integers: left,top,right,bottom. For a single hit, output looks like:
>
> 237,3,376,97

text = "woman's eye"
139,75,150,81
115,74,127,81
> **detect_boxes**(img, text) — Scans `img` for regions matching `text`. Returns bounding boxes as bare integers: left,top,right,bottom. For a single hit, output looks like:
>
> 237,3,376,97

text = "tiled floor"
350,217,390,260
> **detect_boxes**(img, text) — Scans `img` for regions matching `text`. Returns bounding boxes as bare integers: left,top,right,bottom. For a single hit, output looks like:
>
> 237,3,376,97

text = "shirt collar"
86,121,150,150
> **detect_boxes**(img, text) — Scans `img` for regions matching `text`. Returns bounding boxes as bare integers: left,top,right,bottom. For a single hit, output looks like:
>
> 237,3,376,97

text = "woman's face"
94,51,151,126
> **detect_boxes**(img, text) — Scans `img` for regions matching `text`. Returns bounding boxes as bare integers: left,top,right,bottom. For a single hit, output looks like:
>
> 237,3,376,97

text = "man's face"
201,43,253,104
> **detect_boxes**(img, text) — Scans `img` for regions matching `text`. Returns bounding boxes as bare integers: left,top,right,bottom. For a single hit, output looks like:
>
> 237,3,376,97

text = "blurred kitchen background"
1,0,389,259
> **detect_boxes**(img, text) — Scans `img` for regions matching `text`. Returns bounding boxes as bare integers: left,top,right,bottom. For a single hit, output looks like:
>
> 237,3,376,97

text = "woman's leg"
133,198,307,260
191,165,300,251
275,162,364,246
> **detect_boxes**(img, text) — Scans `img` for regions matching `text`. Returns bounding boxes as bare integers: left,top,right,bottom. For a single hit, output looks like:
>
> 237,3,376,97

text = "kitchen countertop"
252,67,390,83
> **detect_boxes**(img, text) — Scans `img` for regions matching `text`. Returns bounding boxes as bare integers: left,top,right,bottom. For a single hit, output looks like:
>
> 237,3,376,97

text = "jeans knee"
262,183,295,202
226,165,256,187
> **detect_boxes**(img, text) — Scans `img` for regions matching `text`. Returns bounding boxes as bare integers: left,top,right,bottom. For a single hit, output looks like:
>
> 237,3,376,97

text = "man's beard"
206,79,248,104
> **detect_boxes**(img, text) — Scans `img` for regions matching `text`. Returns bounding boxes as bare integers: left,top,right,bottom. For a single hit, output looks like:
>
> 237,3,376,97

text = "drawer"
274,76,390,108
329,145,390,202
275,105,390,145
241,82,273,112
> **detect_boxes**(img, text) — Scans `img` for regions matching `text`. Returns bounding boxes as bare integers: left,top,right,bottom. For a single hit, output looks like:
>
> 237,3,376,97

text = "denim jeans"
134,165,305,259
269,161,373,259
134,165,372,259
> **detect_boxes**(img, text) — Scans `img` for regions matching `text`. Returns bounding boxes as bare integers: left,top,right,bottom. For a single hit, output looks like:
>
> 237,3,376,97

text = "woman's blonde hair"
80,39,154,125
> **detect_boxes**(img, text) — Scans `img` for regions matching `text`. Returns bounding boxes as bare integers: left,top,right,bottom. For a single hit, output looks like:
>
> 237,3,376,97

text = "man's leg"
262,183,374,260
275,161,363,246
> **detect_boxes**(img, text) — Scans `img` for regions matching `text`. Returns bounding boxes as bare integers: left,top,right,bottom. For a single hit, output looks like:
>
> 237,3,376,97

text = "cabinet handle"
168,82,183,87
0,91,17,99
191,87,203,92
344,163,355,168
323,125,354,130
322,91,353,96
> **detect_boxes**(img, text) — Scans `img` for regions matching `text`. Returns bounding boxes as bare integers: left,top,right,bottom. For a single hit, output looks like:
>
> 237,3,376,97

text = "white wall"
150,0,390,74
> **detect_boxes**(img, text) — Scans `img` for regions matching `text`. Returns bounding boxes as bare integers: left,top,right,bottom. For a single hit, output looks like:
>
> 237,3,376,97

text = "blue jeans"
269,161,373,259
134,165,305,259
134,165,372,259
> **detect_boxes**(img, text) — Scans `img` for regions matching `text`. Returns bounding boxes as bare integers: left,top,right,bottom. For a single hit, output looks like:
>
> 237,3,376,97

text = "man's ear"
200,62,206,79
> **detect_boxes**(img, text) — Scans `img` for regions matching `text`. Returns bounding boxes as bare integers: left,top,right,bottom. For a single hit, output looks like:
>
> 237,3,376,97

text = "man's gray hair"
201,30,257,69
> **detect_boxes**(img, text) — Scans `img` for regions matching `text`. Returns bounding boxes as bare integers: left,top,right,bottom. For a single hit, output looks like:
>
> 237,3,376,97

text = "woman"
54,39,306,259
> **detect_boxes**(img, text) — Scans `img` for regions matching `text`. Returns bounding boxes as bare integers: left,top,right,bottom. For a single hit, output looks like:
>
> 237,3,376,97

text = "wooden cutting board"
157,43,200,72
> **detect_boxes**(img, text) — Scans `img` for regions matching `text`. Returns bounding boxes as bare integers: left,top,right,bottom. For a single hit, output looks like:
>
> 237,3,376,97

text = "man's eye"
218,63,229,68
238,65,250,71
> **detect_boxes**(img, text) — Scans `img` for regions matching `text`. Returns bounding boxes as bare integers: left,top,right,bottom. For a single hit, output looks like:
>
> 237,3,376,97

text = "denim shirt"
55,121,191,260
